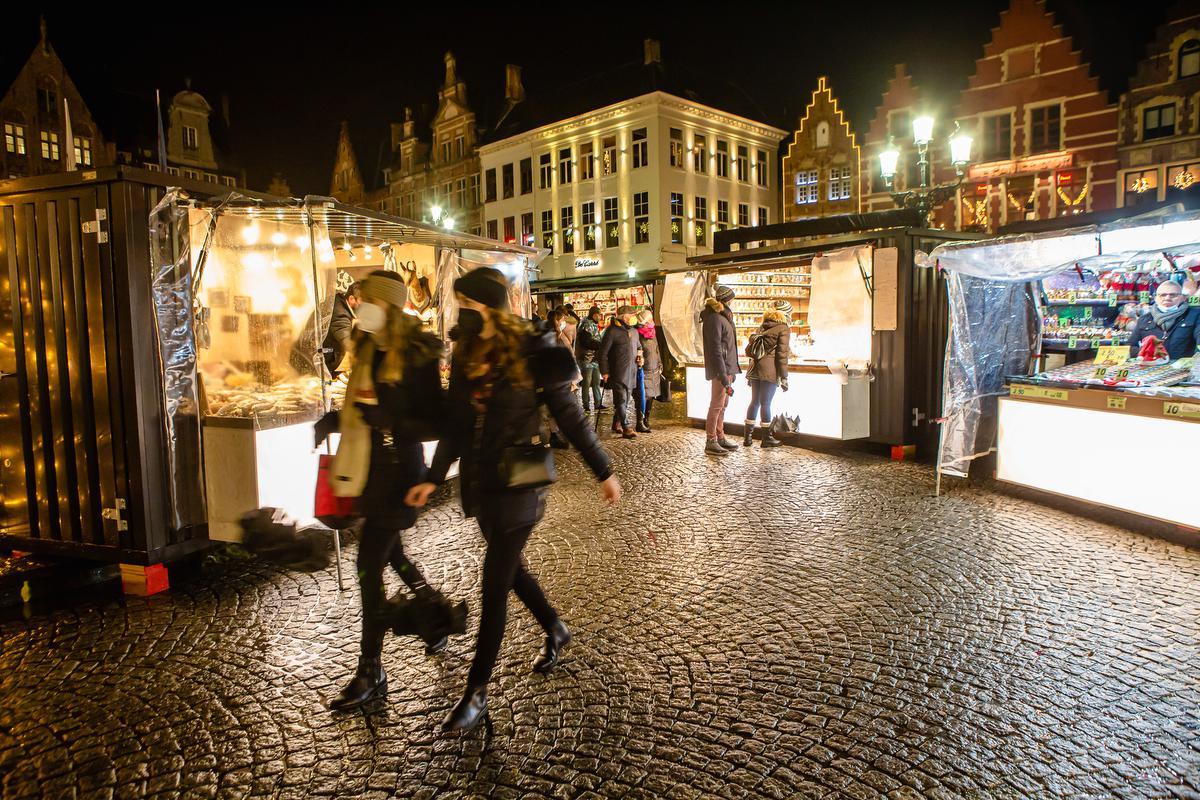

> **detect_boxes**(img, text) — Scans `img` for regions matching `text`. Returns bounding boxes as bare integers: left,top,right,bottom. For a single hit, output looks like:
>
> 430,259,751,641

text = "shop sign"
574,257,601,270
968,152,1074,181
1163,401,1200,419
1010,385,1069,401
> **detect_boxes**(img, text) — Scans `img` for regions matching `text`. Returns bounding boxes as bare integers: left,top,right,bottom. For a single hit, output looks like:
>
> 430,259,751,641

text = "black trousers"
468,489,558,687
611,385,633,431
356,518,429,657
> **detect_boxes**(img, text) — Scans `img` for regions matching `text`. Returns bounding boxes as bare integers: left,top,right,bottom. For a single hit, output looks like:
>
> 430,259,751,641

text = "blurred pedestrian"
700,285,740,456
405,266,621,734
598,305,641,439
633,309,662,433
743,301,790,448
548,307,577,449
575,306,604,412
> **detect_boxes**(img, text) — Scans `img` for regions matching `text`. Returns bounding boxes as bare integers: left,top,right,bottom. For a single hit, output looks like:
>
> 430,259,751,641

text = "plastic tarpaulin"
434,248,534,341
659,271,709,363
806,246,873,375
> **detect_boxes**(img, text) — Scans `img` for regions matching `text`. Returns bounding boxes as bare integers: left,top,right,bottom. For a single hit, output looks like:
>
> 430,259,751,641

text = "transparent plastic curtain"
435,248,465,342
938,272,1039,477
435,249,535,342
659,270,709,363
149,189,209,530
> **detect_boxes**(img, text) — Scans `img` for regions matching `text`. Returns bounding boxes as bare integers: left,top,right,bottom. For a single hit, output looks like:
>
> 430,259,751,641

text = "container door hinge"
912,407,927,427
81,209,109,244
102,498,128,531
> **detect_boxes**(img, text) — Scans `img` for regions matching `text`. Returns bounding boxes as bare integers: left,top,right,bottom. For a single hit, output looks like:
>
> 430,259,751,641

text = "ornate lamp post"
880,117,974,224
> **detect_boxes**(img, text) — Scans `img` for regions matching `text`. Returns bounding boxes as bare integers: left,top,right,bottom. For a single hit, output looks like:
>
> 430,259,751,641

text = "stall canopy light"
242,222,260,245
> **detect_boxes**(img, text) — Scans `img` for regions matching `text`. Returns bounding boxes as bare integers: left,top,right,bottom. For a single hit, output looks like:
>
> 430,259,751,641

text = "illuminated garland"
962,198,989,227
1057,182,1089,206
1007,188,1037,211
1174,170,1195,190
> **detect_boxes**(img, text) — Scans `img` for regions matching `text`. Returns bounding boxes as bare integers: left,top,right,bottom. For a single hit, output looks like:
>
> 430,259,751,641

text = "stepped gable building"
1118,1,1200,208
859,64,933,215
781,76,860,220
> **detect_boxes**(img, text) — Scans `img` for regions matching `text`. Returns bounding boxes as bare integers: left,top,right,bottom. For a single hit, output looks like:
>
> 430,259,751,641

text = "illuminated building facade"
781,77,860,220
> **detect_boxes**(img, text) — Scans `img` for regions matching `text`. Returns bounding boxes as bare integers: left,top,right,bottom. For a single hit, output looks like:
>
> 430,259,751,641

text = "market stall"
924,210,1200,529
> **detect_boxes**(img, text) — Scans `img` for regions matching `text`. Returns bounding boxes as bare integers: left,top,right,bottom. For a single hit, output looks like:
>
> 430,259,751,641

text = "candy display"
204,373,347,425
1017,359,1190,387
721,266,811,359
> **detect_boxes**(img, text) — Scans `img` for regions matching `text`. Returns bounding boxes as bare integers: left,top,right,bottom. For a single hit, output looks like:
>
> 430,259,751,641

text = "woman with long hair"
743,300,791,448
405,267,621,733
315,270,461,711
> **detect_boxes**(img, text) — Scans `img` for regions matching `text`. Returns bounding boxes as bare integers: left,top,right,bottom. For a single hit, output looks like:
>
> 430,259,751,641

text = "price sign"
1108,294,1118,307
1115,368,1131,380
1140,291,1151,303
1010,385,1069,401
1107,396,1127,410
1190,295,1200,306
1092,338,1103,349
1094,345,1126,366
1067,337,1078,348
1067,291,1077,303
1163,401,1200,419
1082,306,1093,319
1093,366,1109,379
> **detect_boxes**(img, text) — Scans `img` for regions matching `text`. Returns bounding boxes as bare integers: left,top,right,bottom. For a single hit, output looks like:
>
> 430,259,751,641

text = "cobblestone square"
2,416,1199,798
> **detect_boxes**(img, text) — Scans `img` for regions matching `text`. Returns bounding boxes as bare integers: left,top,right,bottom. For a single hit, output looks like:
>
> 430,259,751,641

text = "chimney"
505,65,525,103
220,93,231,128
402,107,415,139
643,38,662,66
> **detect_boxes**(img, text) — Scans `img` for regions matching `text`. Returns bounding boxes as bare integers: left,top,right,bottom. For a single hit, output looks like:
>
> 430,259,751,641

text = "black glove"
780,379,789,392
313,410,339,448
355,402,390,429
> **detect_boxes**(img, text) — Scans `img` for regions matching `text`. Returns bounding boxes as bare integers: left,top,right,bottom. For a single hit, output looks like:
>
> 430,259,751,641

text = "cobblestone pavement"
2,411,1200,799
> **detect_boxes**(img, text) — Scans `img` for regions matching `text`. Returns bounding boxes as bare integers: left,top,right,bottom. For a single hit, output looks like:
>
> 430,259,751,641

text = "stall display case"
717,266,813,355
554,286,649,326
1039,269,1133,364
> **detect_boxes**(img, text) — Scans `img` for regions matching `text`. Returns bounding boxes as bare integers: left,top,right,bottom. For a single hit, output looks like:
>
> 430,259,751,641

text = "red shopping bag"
314,454,358,529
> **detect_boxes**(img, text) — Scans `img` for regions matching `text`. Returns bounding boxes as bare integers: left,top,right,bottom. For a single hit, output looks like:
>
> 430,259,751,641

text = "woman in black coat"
743,301,791,448
406,267,622,734
598,306,641,438
314,271,456,711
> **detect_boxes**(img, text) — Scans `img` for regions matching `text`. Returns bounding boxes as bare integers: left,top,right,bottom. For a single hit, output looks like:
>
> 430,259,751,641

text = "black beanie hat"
454,267,509,309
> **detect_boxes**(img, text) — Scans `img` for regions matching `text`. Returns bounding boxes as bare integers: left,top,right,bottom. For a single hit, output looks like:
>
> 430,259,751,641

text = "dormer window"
1180,39,1200,78
182,125,198,150
1144,103,1176,140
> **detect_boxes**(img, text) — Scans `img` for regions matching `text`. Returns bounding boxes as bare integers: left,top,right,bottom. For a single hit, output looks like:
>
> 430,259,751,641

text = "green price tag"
1093,366,1108,379
1068,337,1078,348
1190,295,1200,306
1140,291,1151,302
1067,291,1077,303
1108,295,1118,307
1060,317,1072,327
1093,338,1103,349
1115,368,1130,380
1083,306,1093,319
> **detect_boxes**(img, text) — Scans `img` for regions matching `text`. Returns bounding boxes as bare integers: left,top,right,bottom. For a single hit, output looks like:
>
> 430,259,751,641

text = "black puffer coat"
745,320,790,384
428,324,612,518
598,319,640,390
700,298,740,382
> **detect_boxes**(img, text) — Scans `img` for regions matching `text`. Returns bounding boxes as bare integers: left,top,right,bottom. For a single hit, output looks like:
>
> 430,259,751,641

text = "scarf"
638,322,656,339
330,338,379,498
1150,303,1188,332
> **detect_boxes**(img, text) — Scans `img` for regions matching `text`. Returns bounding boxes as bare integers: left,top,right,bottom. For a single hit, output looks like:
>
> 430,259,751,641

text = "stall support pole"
935,423,945,498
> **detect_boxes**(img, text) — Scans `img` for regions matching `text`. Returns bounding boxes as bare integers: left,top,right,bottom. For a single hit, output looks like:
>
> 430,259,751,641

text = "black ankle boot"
762,433,783,448
328,656,387,711
743,426,754,447
635,416,650,433
532,620,572,674
443,685,489,733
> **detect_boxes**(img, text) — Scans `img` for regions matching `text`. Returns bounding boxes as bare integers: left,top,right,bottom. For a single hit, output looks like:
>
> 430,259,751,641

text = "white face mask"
557,320,567,331
356,302,387,334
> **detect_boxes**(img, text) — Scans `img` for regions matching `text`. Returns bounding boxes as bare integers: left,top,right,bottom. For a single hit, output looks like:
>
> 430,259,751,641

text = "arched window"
815,121,830,149
36,76,58,118
1180,39,1200,78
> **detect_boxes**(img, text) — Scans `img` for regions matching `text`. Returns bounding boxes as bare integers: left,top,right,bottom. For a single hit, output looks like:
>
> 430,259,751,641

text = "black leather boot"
762,433,783,448
642,400,653,432
743,423,754,447
635,414,650,433
442,685,489,733
328,656,387,711
532,620,572,674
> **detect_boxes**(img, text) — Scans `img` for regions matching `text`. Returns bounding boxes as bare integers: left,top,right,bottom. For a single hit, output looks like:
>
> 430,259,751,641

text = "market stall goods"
204,374,348,425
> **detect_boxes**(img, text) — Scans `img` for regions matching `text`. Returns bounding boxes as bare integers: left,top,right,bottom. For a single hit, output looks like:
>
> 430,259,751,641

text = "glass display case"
718,266,813,357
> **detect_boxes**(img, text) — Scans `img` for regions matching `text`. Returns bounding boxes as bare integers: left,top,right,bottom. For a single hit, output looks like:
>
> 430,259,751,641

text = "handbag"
657,374,672,403
769,413,800,437
497,439,558,490
314,453,359,529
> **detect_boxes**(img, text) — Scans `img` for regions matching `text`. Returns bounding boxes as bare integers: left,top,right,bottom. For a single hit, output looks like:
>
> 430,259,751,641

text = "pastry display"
722,266,811,359
203,371,347,426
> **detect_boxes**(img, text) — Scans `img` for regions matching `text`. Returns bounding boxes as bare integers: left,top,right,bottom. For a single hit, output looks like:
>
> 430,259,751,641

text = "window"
166,166,179,176
182,125,198,150
604,197,619,248
469,174,480,205
670,192,684,244
4,123,26,155
980,113,1012,161
183,169,201,180
1166,163,1200,203
794,169,819,204
519,157,532,194
889,111,910,141
455,135,465,158
1144,103,1177,140
632,128,648,169
693,135,707,174
582,201,597,249
634,192,649,244
40,130,59,161
1029,104,1061,153
815,122,830,149
501,164,514,199
602,136,617,176
521,212,534,246
558,147,573,184
757,207,769,226
670,128,684,168
1180,39,1200,78
222,176,236,187
828,166,851,201
738,203,749,227
503,216,516,243
443,181,453,208
37,84,57,116
756,150,768,187
442,141,452,162
716,140,729,178
456,178,467,208
717,200,730,227
487,219,498,239
205,173,218,183
1125,169,1160,207
485,168,497,202
541,210,555,252
580,142,595,180
561,206,575,253
736,145,749,182
695,196,708,247
539,153,553,188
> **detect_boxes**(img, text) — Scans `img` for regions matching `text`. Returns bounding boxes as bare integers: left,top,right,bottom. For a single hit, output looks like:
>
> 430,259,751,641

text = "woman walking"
405,267,621,733
633,309,662,433
315,270,458,711
743,300,791,448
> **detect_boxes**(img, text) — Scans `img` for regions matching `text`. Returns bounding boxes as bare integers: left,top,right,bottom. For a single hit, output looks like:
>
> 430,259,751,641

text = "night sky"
3,2,1175,195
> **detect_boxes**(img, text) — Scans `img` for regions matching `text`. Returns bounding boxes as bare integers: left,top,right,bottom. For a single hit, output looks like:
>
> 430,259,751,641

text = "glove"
780,379,789,392
313,410,339,448
725,384,734,397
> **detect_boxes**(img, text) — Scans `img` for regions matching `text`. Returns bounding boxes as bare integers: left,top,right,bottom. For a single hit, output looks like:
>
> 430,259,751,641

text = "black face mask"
457,308,485,339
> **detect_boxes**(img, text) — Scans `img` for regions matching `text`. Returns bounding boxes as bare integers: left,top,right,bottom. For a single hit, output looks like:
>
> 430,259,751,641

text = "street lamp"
879,117,973,223
430,204,443,223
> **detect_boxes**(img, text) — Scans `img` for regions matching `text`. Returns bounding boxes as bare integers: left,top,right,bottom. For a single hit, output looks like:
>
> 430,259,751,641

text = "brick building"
1118,1,1200,208
781,77,860,220
859,64,932,215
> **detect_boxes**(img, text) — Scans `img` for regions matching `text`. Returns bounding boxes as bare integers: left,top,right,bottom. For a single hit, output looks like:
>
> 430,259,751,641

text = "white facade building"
478,91,787,289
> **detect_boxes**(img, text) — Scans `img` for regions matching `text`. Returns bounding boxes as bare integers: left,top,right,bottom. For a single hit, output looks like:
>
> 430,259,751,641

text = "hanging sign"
1163,401,1200,419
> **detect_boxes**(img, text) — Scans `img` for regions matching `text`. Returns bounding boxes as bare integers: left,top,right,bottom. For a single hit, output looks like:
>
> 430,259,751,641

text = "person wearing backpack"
743,300,791,447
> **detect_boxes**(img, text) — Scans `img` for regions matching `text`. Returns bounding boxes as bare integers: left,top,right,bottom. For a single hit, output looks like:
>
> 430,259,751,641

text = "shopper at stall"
403,266,621,734
289,282,362,377
701,285,741,455
1127,281,1200,359
743,301,791,448
634,309,662,433
575,307,605,412
599,306,641,439
314,271,458,712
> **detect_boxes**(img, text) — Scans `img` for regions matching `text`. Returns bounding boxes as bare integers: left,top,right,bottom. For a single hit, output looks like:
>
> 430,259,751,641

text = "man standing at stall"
599,306,640,439
701,285,741,456
324,282,362,374
1128,280,1200,360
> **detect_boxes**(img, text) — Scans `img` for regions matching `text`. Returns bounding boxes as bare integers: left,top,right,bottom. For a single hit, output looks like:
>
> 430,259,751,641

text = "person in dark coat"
289,283,361,377
598,305,641,438
743,300,791,448
633,309,663,433
405,267,621,734
1127,281,1200,359
700,285,741,455
575,306,604,412
313,271,456,712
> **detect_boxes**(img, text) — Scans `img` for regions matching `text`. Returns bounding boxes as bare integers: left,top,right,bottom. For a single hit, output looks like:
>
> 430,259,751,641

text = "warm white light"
627,266,636,278
363,244,373,256
342,240,352,252
949,125,973,167
294,235,310,251
270,231,287,246
879,144,900,180
442,217,455,230
912,115,935,145
242,222,260,245
431,205,443,222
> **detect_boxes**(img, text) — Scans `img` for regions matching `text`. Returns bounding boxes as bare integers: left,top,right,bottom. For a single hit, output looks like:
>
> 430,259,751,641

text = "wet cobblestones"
2,414,1199,798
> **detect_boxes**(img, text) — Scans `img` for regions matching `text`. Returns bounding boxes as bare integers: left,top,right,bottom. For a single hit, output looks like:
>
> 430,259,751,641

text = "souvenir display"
718,266,813,359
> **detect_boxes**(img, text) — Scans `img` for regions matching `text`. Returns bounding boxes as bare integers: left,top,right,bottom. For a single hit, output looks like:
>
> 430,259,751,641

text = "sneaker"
717,439,739,451
705,440,731,456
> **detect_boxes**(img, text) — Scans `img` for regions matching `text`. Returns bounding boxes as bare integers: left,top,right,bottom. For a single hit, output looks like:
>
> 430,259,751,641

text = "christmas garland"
1057,182,1089,206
